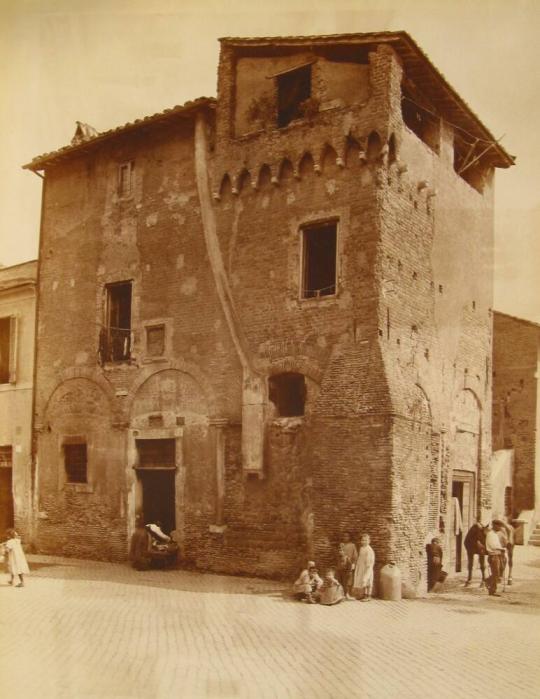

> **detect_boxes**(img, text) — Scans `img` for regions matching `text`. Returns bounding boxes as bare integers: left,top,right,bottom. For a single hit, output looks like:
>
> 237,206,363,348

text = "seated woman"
293,561,323,603
319,568,345,606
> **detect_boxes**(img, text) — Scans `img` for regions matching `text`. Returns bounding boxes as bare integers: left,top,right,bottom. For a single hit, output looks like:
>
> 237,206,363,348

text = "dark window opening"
277,64,312,128
64,443,88,483
146,325,165,357
137,439,176,469
0,445,13,467
268,373,306,417
401,85,440,153
118,162,133,197
0,317,11,384
100,282,132,363
453,132,488,193
302,222,337,298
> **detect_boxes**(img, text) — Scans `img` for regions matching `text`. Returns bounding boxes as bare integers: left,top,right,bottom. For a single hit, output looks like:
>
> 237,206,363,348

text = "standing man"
464,519,487,587
503,517,515,585
485,522,505,597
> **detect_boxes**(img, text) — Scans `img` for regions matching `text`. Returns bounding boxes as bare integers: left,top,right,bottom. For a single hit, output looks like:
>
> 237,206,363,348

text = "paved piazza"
1,547,539,698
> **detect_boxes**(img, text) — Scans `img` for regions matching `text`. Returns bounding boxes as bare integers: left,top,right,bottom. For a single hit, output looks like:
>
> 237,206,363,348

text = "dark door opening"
136,438,176,534
452,480,464,572
0,444,14,534
138,470,176,534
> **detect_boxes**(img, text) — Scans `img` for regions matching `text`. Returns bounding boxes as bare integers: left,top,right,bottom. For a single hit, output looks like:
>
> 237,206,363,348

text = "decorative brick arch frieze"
212,129,402,200
41,369,116,424
125,359,217,417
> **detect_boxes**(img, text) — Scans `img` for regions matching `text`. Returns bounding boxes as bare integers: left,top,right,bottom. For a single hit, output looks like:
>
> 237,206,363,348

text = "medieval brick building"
492,311,540,543
25,32,513,591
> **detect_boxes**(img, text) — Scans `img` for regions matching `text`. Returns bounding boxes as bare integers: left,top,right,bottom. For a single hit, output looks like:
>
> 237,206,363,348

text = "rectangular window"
137,439,176,469
64,443,88,483
118,162,133,197
101,282,132,363
302,222,337,298
0,445,13,468
277,64,312,128
146,324,165,357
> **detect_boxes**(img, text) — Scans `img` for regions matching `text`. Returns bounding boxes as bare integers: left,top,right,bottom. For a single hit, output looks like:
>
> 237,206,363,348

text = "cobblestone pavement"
1,547,539,699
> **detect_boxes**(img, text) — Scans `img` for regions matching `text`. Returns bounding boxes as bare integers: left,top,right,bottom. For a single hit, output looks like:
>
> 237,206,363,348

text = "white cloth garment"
4,537,30,577
353,544,375,589
452,497,463,535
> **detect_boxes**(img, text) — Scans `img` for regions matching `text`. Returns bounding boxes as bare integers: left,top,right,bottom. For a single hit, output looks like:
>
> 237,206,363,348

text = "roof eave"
219,31,514,168
23,97,216,172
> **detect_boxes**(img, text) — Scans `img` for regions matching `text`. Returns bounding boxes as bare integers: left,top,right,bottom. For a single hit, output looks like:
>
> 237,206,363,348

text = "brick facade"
492,311,540,514
27,32,512,592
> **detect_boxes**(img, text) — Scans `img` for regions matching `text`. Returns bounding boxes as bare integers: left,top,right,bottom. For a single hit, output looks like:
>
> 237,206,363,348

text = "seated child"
293,561,323,603
319,568,345,606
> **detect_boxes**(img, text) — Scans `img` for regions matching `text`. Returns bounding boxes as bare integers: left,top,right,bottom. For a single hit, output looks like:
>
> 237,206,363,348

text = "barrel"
380,562,402,601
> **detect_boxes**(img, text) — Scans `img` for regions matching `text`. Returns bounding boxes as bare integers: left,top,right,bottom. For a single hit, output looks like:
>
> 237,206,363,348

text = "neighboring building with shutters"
24,32,514,591
0,260,37,539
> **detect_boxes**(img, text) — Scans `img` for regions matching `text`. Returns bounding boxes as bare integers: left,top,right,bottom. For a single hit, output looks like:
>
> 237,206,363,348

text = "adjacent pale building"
0,260,37,538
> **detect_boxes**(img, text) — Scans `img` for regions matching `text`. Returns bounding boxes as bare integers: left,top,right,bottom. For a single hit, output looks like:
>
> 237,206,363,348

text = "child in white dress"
353,534,375,600
3,529,30,587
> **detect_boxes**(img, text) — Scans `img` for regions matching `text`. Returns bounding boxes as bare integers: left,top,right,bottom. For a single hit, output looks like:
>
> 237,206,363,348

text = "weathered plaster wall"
0,262,36,541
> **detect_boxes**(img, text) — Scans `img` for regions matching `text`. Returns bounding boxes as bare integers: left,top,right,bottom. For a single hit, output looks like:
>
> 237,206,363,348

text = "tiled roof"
220,31,514,168
24,97,216,171
493,310,540,329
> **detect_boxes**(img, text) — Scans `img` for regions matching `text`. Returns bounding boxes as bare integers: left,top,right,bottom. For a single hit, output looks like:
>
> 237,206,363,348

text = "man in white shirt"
485,522,505,596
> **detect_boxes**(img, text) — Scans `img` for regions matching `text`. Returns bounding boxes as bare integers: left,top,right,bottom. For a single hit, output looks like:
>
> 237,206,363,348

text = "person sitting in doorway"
293,561,323,603
146,521,171,544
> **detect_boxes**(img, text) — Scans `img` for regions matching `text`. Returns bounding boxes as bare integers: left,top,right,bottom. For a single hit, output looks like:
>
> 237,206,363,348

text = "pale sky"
1,0,538,321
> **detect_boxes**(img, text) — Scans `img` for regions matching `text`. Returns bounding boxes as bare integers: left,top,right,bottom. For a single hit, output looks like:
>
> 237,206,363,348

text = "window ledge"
298,293,339,306
64,483,93,494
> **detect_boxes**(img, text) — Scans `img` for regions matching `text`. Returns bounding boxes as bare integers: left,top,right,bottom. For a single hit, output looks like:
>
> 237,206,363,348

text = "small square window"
64,443,87,483
146,325,165,357
118,162,133,197
302,222,337,298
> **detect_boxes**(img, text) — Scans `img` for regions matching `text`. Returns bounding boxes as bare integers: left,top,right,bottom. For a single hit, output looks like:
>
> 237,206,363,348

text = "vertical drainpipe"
193,110,265,476
29,169,46,545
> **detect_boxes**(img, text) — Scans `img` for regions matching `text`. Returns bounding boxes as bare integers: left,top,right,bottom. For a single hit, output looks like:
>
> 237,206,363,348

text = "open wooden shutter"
9,315,18,384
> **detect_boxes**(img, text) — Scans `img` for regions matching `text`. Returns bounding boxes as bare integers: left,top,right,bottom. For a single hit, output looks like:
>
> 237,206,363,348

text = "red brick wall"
493,312,539,512
33,40,499,593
